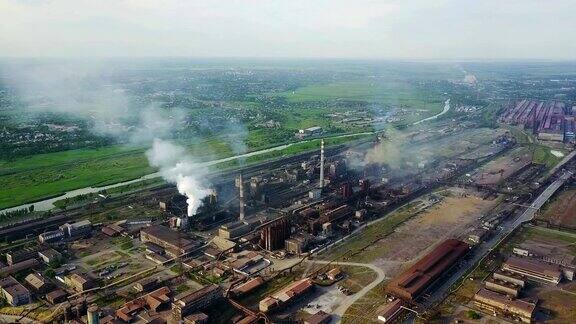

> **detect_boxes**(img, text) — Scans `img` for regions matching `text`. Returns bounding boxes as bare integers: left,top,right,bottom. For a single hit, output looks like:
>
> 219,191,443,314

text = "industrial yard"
1,58,576,324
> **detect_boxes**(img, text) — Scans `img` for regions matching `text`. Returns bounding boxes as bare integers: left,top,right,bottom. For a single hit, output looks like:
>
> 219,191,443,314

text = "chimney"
319,139,325,188
238,173,245,221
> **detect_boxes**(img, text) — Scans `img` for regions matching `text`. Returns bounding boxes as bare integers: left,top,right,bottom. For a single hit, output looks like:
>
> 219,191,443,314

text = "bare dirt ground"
371,189,498,275
472,148,532,186
540,189,576,228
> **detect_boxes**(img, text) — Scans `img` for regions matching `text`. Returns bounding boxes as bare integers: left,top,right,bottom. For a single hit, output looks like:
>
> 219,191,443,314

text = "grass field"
0,133,371,210
282,81,443,109
342,281,388,324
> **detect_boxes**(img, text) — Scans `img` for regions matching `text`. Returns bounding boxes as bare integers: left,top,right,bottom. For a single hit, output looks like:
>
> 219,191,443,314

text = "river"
0,132,372,214
3,100,451,215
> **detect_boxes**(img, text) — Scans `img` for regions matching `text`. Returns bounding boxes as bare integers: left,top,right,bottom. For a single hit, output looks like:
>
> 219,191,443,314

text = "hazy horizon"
1,0,575,60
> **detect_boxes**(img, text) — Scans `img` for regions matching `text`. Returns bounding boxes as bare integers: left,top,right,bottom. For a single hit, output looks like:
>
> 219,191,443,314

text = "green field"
0,133,371,210
282,81,444,110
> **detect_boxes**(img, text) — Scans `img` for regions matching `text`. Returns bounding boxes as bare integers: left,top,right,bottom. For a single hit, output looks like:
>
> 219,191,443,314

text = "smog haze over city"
0,1,575,324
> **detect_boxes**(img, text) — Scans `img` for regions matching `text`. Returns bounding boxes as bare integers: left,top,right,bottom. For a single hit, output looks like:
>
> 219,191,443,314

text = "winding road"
306,260,387,319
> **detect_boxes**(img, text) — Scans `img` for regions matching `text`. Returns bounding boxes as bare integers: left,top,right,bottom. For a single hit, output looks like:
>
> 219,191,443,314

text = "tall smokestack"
238,173,245,221
319,139,325,188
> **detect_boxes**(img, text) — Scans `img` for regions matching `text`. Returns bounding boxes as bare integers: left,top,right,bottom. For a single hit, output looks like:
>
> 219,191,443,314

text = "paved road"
306,260,386,321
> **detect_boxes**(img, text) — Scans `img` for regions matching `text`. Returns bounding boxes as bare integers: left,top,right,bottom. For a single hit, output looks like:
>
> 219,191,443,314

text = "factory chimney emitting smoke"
238,173,245,221
319,139,325,188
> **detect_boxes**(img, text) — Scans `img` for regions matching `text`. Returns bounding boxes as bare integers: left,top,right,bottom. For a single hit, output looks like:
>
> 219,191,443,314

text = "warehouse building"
65,273,95,292
60,220,92,237
473,288,536,323
259,278,314,312
387,239,469,301
376,299,405,323
24,272,51,293
0,276,31,306
485,277,521,297
172,284,223,319
502,257,562,285
493,270,526,288
140,225,200,257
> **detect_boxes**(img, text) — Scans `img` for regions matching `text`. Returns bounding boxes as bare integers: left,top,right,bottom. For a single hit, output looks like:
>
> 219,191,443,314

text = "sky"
1,0,575,60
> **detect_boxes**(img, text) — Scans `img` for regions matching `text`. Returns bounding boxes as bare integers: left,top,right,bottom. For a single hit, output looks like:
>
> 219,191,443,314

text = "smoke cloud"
146,139,211,216
364,126,405,169
1,60,215,216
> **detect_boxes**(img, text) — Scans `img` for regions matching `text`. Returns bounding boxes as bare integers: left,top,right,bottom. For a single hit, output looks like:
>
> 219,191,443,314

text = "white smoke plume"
146,139,211,216
2,60,215,216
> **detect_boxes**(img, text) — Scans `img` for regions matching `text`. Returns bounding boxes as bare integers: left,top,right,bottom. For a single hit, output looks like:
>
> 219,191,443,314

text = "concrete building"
0,276,31,306
38,248,63,264
485,277,521,297
6,247,39,265
0,259,40,277
387,239,469,301
473,288,536,323
502,257,562,285
218,221,256,240
24,272,51,292
65,273,94,292
172,285,223,319
493,270,526,288
285,233,312,255
46,289,68,304
116,286,171,322
38,230,64,244
134,277,158,293
140,225,200,257
60,220,92,237
230,277,265,297
259,278,313,312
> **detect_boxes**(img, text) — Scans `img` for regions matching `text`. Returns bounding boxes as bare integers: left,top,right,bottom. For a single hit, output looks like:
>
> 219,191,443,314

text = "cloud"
1,0,575,59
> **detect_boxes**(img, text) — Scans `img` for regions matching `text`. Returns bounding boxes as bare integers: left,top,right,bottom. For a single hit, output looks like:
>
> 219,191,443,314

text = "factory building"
260,217,291,251
38,230,64,244
0,259,40,277
485,277,521,297
172,284,223,319
230,277,265,297
285,233,313,255
6,247,39,266
140,225,200,257
473,288,536,323
387,239,469,301
493,270,526,288
65,273,95,292
502,257,562,285
60,219,92,237
38,248,63,264
116,286,171,322
376,299,405,323
0,276,31,306
218,220,259,240
259,278,314,312
24,272,51,292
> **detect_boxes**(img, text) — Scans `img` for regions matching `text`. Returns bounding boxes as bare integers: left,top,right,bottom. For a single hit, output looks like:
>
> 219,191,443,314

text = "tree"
466,310,481,320
28,204,35,212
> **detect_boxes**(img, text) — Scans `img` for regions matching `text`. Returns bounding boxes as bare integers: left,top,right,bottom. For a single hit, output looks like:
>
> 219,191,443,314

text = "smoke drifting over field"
1,61,215,215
